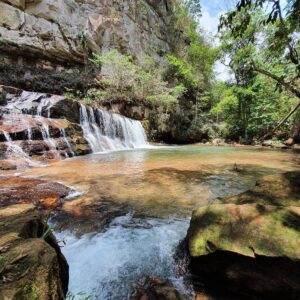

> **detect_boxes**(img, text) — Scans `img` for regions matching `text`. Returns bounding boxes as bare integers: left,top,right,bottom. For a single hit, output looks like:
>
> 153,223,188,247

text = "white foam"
54,215,190,299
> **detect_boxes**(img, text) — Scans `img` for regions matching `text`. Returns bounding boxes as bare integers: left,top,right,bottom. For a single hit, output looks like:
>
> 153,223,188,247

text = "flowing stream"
17,145,299,299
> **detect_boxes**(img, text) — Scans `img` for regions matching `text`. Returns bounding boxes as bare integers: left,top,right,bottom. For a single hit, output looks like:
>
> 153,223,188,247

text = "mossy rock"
188,203,300,259
222,171,300,207
0,204,69,300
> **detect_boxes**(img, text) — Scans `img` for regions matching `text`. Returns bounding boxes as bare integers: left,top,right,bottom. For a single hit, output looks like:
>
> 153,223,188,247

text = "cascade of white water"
2,91,73,162
79,104,148,153
2,130,41,167
60,128,74,157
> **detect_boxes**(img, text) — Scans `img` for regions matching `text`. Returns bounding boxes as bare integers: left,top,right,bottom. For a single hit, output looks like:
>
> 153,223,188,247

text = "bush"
90,50,186,106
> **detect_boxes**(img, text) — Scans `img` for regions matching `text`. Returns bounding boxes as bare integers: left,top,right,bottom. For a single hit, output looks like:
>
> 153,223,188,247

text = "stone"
0,0,172,67
222,171,300,207
0,204,69,299
2,0,25,9
0,176,72,209
285,137,295,146
131,277,186,300
188,203,300,259
0,2,25,30
187,171,300,299
0,160,17,170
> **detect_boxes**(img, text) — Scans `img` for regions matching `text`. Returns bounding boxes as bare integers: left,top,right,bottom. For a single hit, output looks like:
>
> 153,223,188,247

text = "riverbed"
7,145,300,299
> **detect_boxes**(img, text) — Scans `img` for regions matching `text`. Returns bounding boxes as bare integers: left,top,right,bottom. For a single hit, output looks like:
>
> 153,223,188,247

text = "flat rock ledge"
187,171,300,300
0,204,68,300
0,176,72,210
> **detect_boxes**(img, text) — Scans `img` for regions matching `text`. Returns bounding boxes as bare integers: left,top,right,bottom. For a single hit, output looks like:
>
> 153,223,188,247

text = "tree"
218,0,300,139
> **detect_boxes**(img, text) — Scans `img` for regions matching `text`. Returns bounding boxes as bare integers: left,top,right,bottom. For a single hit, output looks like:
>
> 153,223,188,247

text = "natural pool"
17,145,300,299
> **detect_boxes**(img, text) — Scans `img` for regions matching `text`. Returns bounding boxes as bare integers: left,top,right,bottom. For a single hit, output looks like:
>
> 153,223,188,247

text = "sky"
198,0,235,81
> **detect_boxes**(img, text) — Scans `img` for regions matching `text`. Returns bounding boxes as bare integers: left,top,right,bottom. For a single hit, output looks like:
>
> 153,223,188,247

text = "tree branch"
251,65,300,98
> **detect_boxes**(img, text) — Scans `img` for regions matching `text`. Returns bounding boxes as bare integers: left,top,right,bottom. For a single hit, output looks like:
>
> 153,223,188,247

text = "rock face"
0,0,174,92
187,172,300,299
0,204,69,299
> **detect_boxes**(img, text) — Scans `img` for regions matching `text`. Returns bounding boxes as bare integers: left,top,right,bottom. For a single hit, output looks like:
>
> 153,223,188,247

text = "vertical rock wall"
0,0,174,91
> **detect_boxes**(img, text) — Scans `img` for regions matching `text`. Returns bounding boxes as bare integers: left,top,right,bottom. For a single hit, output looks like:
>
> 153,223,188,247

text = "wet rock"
0,204,69,299
72,141,91,156
0,176,72,209
49,99,81,124
0,159,17,170
187,171,300,299
131,277,186,300
285,138,295,146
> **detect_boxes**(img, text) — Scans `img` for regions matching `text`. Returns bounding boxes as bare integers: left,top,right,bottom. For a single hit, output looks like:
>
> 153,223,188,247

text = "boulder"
188,203,300,299
187,171,300,299
285,138,295,146
0,204,69,299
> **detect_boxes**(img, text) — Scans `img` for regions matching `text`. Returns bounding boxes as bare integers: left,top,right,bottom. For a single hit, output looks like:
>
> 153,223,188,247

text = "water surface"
13,146,300,299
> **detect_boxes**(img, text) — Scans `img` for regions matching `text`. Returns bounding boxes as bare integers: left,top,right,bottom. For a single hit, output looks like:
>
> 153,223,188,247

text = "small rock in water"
131,276,186,300
0,160,17,170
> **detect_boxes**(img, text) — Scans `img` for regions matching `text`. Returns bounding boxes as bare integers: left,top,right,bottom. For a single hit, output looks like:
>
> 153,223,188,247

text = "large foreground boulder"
187,171,300,299
0,204,69,299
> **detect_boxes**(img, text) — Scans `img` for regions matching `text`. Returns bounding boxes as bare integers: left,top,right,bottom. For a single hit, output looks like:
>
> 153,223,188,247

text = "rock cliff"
0,0,174,92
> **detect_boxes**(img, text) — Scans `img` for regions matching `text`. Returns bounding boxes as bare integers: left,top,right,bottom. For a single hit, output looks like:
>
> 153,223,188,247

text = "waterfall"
2,130,42,167
1,91,74,163
1,88,149,166
79,104,148,153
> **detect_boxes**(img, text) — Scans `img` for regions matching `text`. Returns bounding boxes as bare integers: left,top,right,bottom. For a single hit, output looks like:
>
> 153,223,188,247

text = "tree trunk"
260,99,300,141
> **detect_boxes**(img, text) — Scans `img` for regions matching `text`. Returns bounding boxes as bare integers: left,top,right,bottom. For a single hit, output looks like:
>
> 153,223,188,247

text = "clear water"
18,145,299,299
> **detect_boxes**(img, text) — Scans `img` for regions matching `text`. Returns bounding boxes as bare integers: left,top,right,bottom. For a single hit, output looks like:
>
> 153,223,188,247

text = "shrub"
90,50,185,106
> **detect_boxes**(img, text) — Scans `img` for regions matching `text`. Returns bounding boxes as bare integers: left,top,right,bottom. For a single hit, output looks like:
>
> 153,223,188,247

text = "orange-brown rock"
0,176,71,209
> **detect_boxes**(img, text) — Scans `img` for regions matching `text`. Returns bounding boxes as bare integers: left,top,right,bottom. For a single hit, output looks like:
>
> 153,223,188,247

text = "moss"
14,284,38,300
188,203,300,259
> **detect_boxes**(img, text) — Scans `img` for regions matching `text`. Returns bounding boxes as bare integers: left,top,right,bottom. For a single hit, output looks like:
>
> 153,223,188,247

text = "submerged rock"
0,204,68,299
187,171,300,299
0,176,72,209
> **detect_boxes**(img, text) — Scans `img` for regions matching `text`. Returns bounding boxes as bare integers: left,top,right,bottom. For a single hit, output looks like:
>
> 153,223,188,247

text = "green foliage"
210,76,297,141
67,291,90,300
215,0,300,142
165,55,197,88
184,0,202,19
90,50,183,106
